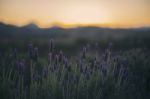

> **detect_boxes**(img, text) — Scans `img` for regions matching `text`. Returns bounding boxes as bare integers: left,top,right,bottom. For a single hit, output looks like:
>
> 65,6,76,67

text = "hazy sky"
0,0,150,28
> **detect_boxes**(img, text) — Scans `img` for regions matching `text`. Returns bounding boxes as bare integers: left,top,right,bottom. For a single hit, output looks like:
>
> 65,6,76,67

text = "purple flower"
55,54,59,66
103,49,110,61
100,62,108,77
48,52,52,65
53,54,59,71
91,57,97,68
16,59,25,76
59,50,63,63
77,59,84,73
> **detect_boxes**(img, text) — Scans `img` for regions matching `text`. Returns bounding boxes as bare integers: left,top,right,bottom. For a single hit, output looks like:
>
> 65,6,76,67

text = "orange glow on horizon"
0,0,150,28
1,20,150,29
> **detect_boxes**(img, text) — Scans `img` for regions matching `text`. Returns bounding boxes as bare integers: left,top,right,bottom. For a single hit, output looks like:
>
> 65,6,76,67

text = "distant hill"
0,22,150,38
20,23,39,29
0,22,150,49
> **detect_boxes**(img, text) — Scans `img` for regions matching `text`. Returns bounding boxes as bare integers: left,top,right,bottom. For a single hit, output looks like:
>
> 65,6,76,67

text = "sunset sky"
0,0,150,28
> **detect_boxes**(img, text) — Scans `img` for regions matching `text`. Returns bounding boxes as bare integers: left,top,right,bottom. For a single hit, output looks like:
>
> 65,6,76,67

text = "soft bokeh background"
0,0,150,55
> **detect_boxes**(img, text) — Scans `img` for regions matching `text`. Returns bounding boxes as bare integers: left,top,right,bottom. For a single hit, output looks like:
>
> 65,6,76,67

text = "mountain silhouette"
0,22,150,40
20,23,39,29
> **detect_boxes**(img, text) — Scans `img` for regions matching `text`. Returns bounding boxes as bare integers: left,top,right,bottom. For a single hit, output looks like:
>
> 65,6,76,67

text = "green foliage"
0,43,150,99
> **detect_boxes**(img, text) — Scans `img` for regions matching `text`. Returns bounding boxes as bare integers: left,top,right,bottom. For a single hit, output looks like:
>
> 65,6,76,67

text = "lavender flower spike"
48,52,52,65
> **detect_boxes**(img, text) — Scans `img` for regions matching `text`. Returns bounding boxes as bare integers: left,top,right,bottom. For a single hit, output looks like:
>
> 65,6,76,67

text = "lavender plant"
0,39,150,99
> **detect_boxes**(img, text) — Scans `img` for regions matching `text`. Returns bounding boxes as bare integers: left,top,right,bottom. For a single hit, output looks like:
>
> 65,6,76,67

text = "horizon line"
0,21,150,29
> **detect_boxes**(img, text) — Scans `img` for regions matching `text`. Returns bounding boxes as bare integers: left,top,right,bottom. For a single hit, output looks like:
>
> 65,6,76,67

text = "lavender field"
1,0,150,99
0,38,150,99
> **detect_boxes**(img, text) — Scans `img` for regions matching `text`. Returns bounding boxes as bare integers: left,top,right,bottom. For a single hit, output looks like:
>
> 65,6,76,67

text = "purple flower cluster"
6,39,130,95
16,59,25,76
28,44,39,62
